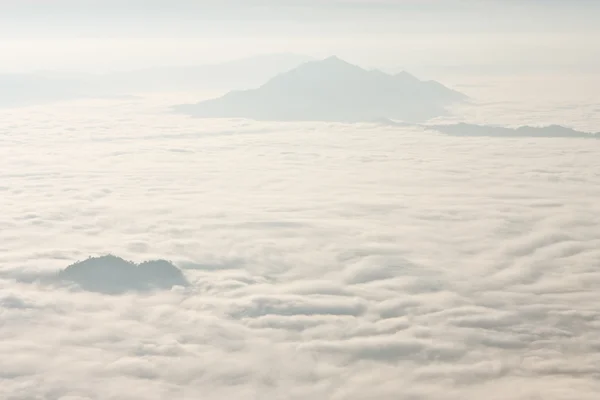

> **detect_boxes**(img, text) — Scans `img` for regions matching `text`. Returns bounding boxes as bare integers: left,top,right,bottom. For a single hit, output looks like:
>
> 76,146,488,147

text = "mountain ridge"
423,122,599,138
175,56,468,123
0,53,314,107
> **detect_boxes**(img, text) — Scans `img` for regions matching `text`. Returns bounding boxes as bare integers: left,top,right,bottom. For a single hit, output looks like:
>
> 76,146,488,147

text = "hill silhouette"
174,56,467,123
425,123,599,138
58,255,189,294
0,53,312,108
0,74,89,108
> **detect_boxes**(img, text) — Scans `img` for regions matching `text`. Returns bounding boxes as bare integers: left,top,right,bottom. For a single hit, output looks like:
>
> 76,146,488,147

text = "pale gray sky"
0,0,598,73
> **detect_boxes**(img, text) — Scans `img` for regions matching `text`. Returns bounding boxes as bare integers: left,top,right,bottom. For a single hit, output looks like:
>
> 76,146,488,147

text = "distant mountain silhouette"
90,53,314,93
0,73,139,108
0,74,87,108
174,56,468,123
425,123,599,138
0,53,312,108
58,255,188,294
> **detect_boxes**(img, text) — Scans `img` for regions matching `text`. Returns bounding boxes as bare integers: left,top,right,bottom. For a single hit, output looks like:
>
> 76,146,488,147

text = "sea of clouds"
1,76,600,399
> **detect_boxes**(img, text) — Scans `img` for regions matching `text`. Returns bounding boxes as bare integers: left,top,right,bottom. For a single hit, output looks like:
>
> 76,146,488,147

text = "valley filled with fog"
1,67,600,399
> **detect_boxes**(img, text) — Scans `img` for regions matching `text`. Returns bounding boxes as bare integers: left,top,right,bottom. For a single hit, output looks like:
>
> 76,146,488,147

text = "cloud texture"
1,92,600,399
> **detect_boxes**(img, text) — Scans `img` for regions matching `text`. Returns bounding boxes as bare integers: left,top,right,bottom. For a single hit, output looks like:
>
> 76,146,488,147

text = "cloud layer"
1,93,600,399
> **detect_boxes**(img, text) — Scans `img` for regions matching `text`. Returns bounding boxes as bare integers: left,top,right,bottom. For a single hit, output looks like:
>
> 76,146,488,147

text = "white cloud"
1,89,600,399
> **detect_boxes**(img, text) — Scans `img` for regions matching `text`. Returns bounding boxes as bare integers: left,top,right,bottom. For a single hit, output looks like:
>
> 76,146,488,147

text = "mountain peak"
395,70,420,82
176,57,467,123
283,56,367,78
324,55,343,62
320,55,357,67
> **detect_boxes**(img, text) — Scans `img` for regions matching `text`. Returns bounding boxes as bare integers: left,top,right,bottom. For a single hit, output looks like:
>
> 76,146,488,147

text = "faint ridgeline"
0,53,312,108
175,56,468,123
58,255,189,294
0,74,88,107
425,123,599,138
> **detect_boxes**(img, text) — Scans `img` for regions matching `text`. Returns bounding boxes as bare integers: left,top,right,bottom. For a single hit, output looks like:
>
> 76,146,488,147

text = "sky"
0,0,599,72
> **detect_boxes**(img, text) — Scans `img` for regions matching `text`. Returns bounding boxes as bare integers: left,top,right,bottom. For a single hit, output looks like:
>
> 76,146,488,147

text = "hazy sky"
1,0,599,72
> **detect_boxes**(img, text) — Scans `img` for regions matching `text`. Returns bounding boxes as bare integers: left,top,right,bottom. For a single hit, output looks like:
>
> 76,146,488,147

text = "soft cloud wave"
1,95,600,399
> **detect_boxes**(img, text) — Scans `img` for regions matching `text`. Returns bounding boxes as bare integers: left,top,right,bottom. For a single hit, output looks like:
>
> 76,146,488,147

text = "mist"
1,1,600,399
1,0,599,73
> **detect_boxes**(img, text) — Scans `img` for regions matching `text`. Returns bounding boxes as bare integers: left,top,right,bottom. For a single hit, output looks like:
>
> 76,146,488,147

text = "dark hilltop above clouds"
58,255,189,294
174,56,468,123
